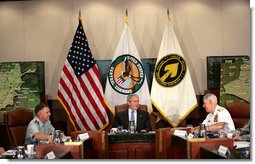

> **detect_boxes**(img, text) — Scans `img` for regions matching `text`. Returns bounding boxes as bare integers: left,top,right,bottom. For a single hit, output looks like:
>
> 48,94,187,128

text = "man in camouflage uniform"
230,120,250,141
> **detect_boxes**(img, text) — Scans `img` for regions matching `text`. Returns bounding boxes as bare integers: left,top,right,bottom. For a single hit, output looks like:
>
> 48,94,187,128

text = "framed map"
0,61,45,123
206,56,250,106
207,56,249,90
219,57,250,106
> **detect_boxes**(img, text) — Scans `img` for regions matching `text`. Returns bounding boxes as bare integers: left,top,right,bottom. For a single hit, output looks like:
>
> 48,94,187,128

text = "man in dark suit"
112,94,151,132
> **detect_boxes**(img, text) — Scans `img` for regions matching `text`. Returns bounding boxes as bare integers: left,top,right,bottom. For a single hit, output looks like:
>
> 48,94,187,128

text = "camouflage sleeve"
230,129,240,136
242,134,250,141
239,121,250,136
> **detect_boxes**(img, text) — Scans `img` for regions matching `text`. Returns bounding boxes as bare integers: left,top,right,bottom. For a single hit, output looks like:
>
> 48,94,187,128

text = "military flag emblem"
154,54,187,87
108,54,145,94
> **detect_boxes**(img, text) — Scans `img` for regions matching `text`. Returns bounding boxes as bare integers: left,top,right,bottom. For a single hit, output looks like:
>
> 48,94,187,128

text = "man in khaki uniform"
25,103,55,144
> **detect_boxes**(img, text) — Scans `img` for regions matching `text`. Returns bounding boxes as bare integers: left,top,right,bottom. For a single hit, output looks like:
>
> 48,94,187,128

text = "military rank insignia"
154,54,187,87
214,114,218,122
108,54,145,94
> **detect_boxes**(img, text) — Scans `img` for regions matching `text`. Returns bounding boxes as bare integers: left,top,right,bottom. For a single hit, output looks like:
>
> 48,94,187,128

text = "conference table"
1,138,92,159
2,129,245,159
35,138,93,159
93,128,237,159
108,132,155,159
171,135,234,159
200,145,250,159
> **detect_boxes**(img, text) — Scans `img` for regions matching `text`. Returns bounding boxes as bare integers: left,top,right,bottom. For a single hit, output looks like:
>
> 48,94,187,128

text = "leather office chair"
115,103,156,131
115,103,147,113
226,102,250,129
4,108,34,148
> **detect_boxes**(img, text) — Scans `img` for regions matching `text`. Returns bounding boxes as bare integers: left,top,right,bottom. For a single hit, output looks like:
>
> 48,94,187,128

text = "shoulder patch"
217,108,223,112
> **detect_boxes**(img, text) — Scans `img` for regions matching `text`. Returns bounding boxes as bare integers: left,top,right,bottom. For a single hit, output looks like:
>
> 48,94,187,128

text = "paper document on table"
64,141,83,146
1,149,17,156
77,133,89,142
234,141,250,149
174,129,187,139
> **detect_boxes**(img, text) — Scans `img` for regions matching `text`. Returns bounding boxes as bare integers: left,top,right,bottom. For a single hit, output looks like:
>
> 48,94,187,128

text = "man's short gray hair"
203,93,218,104
127,94,139,103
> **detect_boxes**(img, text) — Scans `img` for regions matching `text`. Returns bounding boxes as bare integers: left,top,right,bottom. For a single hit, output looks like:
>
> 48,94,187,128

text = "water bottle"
199,123,206,138
16,146,25,159
53,130,61,144
129,121,135,134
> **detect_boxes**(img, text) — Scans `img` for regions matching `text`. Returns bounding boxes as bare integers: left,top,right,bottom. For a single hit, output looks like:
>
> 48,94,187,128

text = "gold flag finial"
124,8,128,24
79,10,81,19
167,8,172,22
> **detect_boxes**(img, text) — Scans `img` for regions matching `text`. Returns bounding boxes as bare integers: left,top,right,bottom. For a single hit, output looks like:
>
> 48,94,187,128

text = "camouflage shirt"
230,120,250,141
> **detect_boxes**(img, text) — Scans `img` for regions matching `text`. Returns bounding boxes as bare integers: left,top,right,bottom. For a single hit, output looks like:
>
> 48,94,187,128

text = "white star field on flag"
67,26,95,77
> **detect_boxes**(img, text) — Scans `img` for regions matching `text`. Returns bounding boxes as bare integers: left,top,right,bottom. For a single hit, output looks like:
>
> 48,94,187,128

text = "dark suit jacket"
113,109,151,132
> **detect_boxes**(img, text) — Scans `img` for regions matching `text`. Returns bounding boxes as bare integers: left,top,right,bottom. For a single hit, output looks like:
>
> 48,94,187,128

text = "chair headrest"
115,104,148,113
5,108,33,126
226,102,250,117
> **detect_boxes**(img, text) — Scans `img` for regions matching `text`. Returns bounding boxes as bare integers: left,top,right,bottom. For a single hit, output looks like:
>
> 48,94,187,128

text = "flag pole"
125,8,128,24
167,8,171,22
79,10,81,19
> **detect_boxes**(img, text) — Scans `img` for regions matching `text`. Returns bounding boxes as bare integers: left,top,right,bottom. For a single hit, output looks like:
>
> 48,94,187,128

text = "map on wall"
0,61,45,122
219,56,250,107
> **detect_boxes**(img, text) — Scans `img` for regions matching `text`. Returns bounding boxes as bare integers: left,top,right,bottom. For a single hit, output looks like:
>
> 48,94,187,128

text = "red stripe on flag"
80,67,107,125
57,90,80,130
63,65,100,130
90,66,108,123
59,76,91,130
90,67,108,114
78,74,103,128
92,66,106,101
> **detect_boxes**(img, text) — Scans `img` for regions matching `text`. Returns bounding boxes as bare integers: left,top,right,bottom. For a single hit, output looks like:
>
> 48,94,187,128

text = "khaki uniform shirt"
25,117,55,144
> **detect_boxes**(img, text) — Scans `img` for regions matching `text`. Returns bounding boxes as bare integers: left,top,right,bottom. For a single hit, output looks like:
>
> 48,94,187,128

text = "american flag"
57,18,109,131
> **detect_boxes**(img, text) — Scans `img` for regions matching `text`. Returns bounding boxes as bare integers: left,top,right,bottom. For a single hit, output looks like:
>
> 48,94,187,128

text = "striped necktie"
131,110,135,127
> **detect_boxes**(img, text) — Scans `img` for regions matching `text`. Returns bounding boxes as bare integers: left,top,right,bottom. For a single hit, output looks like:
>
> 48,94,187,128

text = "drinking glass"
53,130,61,144
129,121,135,134
186,124,193,133
199,123,206,138
117,125,123,133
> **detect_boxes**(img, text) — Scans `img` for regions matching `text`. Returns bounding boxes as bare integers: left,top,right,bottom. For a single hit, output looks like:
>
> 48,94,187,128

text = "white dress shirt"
202,105,235,133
